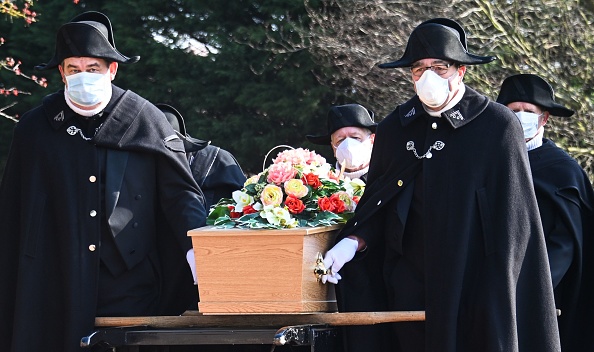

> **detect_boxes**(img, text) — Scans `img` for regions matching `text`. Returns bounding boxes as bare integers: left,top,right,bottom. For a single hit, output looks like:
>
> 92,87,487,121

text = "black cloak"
0,86,206,352
335,87,561,351
528,139,594,351
189,145,247,210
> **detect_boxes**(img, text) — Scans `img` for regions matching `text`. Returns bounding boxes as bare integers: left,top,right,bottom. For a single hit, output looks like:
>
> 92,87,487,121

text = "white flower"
306,163,332,179
260,205,298,228
232,190,254,212
344,178,366,196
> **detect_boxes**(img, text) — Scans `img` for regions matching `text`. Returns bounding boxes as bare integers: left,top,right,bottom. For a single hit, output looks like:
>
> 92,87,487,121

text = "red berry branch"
0,0,37,25
0,0,48,122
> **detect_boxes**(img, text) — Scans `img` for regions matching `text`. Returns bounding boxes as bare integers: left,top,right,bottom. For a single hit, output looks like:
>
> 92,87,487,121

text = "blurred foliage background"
1,0,593,182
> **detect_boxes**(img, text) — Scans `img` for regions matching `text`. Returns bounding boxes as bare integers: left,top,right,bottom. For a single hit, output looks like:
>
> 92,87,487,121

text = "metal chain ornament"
406,140,445,159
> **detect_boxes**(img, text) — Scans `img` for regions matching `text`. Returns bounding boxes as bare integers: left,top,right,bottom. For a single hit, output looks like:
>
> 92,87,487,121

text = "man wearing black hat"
321,19,561,351
0,11,206,352
497,73,594,352
306,104,377,182
157,103,247,210
307,104,391,351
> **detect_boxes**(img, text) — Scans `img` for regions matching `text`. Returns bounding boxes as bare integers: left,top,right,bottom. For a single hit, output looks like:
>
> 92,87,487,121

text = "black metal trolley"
81,311,424,352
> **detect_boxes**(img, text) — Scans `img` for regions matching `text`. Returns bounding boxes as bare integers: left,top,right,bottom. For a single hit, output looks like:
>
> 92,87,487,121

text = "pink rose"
266,162,297,185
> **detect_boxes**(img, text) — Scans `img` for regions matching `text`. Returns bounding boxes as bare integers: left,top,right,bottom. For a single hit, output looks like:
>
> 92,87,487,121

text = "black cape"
528,139,594,352
0,86,206,352
189,145,246,210
335,87,561,351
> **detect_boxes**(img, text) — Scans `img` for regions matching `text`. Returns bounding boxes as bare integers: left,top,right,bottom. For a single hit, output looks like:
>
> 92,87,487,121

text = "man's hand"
186,249,197,285
321,237,359,284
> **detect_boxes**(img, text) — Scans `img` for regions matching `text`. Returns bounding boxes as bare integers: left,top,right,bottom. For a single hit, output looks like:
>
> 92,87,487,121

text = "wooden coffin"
188,225,341,314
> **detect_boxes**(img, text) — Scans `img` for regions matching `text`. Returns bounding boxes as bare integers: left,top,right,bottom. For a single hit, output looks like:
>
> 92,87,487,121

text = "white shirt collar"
526,126,545,151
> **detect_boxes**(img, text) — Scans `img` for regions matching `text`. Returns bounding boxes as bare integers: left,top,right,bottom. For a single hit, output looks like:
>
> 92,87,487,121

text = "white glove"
186,249,198,285
321,238,358,284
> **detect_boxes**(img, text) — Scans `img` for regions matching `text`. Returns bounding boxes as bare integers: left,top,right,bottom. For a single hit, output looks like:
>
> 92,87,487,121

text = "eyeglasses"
410,63,453,78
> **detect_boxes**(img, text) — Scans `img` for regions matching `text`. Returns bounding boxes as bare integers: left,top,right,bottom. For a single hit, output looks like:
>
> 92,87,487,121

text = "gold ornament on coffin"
314,252,332,282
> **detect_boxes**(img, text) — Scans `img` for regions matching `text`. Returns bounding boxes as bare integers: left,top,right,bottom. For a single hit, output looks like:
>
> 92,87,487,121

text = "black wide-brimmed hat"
496,74,574,117
156,103,210,153
378,17,495,69
306,104,377,145
36,11,140,70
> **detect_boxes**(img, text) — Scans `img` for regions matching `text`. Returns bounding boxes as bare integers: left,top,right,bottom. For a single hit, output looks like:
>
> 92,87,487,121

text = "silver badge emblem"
405,107,416,118
54,111,64,121
448,110,464,120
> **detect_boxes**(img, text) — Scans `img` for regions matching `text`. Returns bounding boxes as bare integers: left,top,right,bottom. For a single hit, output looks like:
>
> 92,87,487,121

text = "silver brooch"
406,140,445,159
66,124,103,141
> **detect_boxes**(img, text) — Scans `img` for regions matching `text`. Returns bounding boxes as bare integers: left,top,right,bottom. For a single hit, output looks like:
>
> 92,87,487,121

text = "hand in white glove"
321,237,358,284
186,249,198,285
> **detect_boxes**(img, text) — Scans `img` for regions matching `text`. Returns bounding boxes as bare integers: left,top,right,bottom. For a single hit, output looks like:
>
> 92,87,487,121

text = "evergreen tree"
133,0,348,174
0,0,350,179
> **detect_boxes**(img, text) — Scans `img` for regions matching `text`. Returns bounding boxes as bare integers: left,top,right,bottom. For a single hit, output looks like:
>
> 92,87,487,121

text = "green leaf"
213,215,234,226
206,205,232,225
313,211,343,221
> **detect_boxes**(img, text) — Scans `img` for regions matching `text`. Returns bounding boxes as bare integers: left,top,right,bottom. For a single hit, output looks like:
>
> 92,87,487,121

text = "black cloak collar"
398,86,490,129
42,85,185,155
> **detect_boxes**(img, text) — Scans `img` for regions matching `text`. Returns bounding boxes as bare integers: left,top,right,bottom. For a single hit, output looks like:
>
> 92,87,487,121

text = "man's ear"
457,65,467,82
108,62,118,80
58,65,66,85
540,112,550,127
369,133,376,144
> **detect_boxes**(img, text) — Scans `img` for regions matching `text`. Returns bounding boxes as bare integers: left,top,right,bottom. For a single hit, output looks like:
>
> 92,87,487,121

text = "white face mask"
65,71,112,107
335,137,372,170
415,70,456,108
515,111,541,139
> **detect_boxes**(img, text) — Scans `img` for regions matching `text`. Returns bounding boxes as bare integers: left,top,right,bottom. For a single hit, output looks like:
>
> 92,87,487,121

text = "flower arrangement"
207,147,365,229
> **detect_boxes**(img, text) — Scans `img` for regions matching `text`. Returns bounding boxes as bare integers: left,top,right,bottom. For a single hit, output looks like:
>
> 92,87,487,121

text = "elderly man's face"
507,101,545,117
506,101,549,142
330,126,375,172
330,126,374,153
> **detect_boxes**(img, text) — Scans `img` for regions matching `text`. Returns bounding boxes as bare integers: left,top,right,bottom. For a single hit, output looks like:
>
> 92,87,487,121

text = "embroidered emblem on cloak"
405,107,416,118
446,110,464,120
54,111,64,121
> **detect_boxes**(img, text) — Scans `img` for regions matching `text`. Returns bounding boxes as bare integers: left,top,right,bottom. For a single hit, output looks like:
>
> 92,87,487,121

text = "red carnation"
302,173,322,189
318,197,335,212
329,193,346,213
285,196,305,214
242,204,258,215
228,205,242,219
